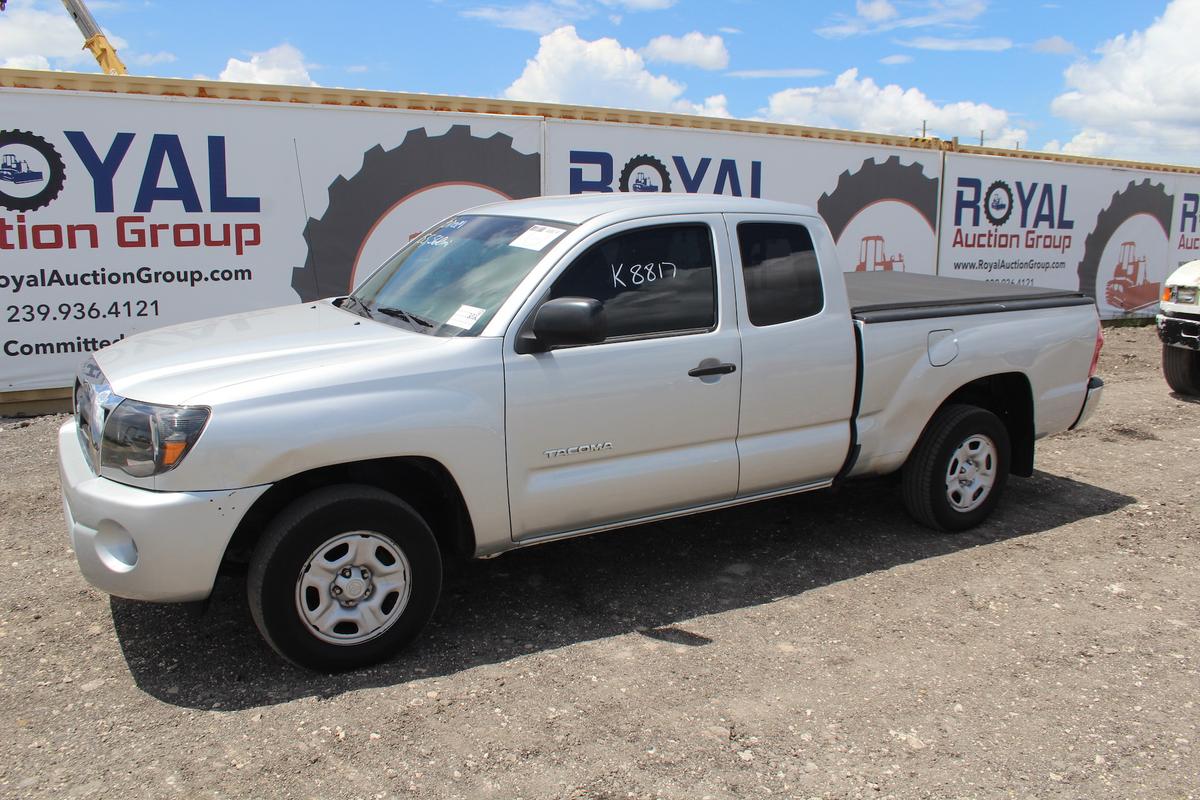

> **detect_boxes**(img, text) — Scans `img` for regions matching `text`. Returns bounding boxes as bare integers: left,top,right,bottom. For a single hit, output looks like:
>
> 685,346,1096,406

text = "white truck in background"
59,195,1105,671
1158,260,1200,395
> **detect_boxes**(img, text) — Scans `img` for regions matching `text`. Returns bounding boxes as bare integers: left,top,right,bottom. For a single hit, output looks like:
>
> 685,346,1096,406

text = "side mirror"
517,297,607,354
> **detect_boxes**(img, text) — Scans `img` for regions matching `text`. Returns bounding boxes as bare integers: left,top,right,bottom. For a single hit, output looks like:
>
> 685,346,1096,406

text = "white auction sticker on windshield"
509,224,565,251
446,304,486,329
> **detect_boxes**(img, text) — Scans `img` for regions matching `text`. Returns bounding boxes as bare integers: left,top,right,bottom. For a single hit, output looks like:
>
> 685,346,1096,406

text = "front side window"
548,223,717,340
350,214,574,336
737,222,824,326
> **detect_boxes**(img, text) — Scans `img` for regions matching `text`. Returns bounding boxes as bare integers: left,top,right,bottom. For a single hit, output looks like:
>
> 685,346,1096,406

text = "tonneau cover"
845,271,1095,323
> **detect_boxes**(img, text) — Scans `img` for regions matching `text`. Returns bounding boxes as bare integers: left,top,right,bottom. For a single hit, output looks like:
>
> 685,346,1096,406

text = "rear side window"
737,222,824,326
549,223,716,339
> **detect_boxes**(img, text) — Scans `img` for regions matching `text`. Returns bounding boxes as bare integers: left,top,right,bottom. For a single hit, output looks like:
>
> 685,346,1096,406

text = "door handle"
688,361,737,378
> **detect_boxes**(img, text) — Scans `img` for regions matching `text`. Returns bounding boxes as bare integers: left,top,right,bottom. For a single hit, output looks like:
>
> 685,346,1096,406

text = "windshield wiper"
375,306,434,328
337,295,373,319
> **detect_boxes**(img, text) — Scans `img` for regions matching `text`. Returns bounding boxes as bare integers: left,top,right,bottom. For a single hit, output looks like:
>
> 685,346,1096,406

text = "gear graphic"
1076,178,1173,300
816,155,938,242
982,180,1014,227
292,125,541,301
618,154,672,193
0,130,66,212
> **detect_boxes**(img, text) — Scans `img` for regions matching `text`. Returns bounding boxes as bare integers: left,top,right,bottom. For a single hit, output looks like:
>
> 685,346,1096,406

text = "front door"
503,216,742,539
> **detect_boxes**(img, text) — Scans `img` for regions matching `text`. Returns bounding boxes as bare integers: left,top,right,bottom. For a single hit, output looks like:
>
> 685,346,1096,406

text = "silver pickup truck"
59,195,1105,671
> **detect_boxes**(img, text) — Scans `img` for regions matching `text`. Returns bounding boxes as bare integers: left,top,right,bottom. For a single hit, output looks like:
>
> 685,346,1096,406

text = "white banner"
4,86,1194,391
940,152,1189,318
0,89,541,391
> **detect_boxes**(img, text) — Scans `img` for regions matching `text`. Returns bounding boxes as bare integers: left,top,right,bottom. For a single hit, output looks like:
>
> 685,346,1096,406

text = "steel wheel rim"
295,531,412,646
945,433,997,513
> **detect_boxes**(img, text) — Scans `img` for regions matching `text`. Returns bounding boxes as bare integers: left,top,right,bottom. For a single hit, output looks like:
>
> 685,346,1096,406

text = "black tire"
248,484,443,672
292,124,541,301
0,130,66,212
901,404,1011,532
1076,179,1173,305
618,154,672,193
816,155,939,243
1163,344,1200,395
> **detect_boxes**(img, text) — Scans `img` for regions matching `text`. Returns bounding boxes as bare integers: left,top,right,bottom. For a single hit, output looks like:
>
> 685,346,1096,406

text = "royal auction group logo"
0,130,66,212
982,180,1014,226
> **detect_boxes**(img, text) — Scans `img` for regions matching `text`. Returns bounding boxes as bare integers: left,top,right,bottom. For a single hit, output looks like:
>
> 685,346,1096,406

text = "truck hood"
95,301,439,405
1166,259,1200,287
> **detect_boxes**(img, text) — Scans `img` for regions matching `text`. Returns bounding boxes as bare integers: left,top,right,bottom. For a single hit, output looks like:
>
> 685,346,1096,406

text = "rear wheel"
902,404,1011,531
1162,344,1200,395
248,484,442,672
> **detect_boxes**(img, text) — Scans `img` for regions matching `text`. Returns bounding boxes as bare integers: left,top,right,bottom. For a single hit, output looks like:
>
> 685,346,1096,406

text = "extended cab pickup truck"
1158,259,1200,395
59,195,1105,671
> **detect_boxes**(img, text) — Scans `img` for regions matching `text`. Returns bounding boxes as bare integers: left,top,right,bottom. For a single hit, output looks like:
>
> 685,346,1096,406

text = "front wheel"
901,404,1011,532
1163,344,1200,395
248,485,442,672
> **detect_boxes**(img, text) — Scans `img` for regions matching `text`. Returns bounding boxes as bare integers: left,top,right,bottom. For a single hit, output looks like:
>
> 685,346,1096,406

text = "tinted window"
737,222,824,326
549,224,716,339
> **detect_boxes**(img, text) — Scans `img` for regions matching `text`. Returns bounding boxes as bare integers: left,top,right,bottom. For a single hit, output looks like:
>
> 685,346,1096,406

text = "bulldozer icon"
0,151,44,185
1104,241,1160,311
855,234,906,272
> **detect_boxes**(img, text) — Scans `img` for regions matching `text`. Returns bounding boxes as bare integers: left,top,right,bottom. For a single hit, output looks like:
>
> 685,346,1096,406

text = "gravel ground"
0,324,1197,799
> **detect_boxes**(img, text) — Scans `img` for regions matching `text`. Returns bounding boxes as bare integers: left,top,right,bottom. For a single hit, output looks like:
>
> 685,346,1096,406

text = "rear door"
726,215,857,496
503,215,742,539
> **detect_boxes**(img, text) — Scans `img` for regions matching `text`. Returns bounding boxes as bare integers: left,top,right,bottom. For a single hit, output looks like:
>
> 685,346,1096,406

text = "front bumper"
1157,313,1200,351
1070,376,1104,430
57,421,270,602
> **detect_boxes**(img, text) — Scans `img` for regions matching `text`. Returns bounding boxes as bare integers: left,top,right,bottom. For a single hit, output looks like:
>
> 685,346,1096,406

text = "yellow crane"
0,0,127,75
60,0,127,75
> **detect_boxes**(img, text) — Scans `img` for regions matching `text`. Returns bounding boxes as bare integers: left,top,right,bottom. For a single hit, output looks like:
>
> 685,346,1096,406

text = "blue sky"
2,0,1196,164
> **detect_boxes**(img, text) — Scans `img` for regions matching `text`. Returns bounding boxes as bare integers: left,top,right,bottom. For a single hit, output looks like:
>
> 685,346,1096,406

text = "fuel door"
927,329,958,367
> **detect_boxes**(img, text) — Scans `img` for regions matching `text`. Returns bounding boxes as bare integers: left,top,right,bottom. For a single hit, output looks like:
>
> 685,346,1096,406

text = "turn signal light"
161,439,188,466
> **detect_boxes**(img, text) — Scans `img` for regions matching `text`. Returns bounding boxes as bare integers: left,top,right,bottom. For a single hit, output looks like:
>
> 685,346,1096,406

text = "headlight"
101,399,210,478
1164,285,1199,304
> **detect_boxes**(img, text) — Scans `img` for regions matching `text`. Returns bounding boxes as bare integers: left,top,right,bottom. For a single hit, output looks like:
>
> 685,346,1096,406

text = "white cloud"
679,94,731,118
879,54,913,65
1047,0,1200,162
818,0,987,38
219,43,316,86
642,31,728,70
0,0,106,70
463,0,668,33
504,25,723,115
727,67,827,79
900,35,1011,51
2,54,52,69
463,1,589,34
1031,35,1075,54
600,0,675,9
346,64,369,74
129,50,177,67
718,26,742,35
764,67,1027,146
857,0,898,22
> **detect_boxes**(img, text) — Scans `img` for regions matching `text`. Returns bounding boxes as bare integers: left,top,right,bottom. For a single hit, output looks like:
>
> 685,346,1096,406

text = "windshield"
347,214,575,336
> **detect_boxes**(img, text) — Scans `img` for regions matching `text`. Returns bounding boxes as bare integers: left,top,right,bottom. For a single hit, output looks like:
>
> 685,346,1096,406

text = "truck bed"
845,272,1095,323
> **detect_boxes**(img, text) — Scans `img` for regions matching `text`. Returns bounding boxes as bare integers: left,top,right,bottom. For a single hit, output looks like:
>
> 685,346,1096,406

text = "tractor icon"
630,168,659,192
855,235,906,272
1104,241,1161,311
0,151,44,185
